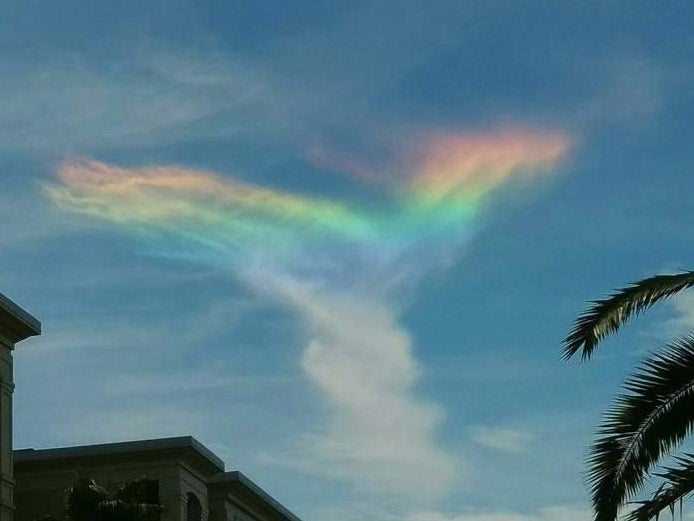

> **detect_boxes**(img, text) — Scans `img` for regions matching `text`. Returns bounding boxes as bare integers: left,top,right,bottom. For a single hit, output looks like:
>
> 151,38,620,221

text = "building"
0,293,41,521
14,437,301,521
0,293,302,521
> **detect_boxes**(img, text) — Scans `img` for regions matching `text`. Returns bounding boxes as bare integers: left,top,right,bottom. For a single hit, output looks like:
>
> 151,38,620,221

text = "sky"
2,1,694,520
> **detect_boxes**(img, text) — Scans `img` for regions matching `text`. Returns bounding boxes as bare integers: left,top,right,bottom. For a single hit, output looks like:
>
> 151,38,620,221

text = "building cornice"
0,293,41,346
14,436,224,474
209,471,303,521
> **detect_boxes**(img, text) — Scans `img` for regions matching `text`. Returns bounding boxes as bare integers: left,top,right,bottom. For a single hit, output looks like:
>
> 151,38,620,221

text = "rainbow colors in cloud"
409,130,568,204
46,128,570,265
50,159,375,257
45,127,570,501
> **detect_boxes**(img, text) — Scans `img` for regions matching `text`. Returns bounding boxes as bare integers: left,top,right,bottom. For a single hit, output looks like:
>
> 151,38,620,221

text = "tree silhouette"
64,477,162,521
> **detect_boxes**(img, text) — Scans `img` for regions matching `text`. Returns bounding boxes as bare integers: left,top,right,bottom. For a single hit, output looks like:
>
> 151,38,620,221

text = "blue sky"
2,2,694,520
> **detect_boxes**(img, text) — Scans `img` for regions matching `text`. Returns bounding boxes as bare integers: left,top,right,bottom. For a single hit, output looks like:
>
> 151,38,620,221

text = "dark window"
186,493,202,521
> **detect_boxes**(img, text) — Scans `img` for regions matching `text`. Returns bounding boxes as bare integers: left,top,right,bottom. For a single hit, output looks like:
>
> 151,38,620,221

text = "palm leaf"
563,271,694,360
588,335,694,521
627,454,694,521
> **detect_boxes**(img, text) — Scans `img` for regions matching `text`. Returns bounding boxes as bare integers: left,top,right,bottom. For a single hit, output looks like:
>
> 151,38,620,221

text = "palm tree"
65,477,163,521
563,271,694,521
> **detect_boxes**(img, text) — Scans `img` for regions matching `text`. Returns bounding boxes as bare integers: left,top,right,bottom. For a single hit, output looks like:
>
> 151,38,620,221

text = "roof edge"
0,292,41,344
14,436,224,472
209,471,303,521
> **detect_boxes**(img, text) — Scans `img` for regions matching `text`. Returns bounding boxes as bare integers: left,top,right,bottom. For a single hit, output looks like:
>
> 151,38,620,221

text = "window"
186,493,202,521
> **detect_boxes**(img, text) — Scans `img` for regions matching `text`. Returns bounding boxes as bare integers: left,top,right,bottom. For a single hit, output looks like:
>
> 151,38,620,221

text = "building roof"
14,435,225,472
209,471,303,521
15,436,303,521
0,292,41,344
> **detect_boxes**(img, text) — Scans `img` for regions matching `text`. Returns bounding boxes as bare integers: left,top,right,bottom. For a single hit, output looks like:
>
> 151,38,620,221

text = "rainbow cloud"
49,159,377,262
45,126,571,499
408,129,568,206
48,128,570,265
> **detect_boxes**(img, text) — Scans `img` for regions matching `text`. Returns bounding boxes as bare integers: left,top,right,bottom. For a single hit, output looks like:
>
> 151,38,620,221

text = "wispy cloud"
0,49,277,153
467,426,535,454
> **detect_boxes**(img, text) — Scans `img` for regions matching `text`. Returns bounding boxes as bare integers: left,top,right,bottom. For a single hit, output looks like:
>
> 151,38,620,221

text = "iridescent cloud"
409,129,569,205
48,159,377,260
47,128,570,260
44,127,572,498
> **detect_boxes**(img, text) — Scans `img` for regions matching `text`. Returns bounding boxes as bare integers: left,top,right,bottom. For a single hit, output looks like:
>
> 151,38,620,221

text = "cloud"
260,278,456,501
467,426,535,454
663,291,694,336
42,127,570,500
0,49,278,153
46,127,569,266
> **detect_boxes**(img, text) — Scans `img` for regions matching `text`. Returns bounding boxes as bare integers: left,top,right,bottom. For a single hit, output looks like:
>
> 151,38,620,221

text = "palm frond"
627,454,694,521
588,335,694,521
563,271,694,360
